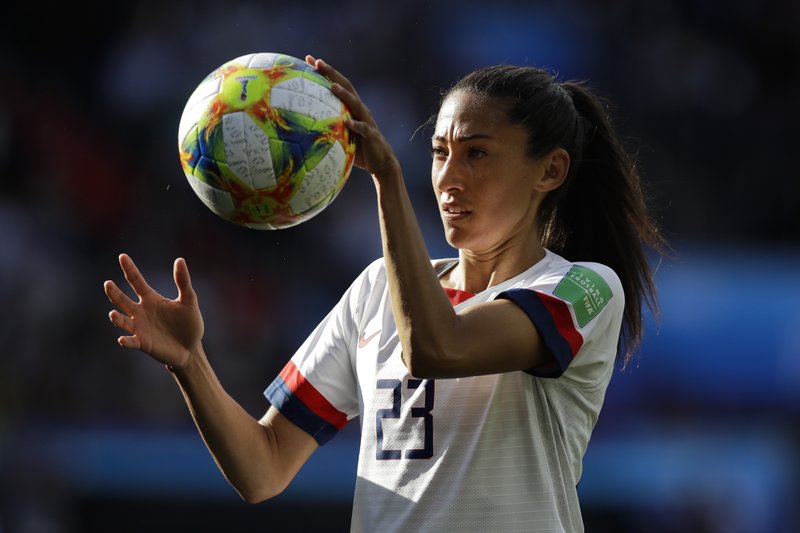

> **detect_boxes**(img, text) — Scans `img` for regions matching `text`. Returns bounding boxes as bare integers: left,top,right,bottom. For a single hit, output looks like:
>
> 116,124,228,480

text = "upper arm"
406,263,624,380
407,298,551,379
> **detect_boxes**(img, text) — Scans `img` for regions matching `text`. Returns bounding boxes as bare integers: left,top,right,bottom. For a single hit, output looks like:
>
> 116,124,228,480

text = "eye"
468,147,487,159
431,146,448,160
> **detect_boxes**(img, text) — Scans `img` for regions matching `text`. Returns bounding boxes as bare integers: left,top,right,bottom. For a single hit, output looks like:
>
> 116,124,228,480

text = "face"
432,91,549,255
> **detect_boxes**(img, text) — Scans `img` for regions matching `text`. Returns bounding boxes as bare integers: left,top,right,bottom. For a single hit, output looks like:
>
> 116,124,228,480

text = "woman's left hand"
307,55,401,181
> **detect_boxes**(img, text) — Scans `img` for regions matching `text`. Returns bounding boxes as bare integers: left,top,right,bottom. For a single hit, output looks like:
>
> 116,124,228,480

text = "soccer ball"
177,53,356,229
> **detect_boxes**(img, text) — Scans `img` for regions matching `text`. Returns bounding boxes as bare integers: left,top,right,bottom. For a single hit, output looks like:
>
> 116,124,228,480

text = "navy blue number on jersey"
375,379,434,460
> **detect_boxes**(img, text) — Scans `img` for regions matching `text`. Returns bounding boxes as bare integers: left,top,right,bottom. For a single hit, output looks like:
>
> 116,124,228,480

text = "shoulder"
363,256,386,277
543,255,625,332
531,251,623,304
566,260,625,313
498,252,623,379
504,251,624,323
356,257,389,292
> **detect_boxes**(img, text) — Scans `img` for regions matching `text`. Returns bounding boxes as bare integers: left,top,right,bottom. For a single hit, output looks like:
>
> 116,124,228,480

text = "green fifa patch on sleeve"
552,265,614,327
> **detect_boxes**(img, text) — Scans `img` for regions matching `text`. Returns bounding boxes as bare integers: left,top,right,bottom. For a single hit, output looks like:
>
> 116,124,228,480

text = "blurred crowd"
1,0,798,531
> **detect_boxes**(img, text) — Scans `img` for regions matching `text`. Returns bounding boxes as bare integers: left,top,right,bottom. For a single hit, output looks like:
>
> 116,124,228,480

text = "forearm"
169,348,286,502
374,171,459,376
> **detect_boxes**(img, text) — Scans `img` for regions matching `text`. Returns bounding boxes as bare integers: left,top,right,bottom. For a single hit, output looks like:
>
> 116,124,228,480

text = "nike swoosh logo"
358,329,381,348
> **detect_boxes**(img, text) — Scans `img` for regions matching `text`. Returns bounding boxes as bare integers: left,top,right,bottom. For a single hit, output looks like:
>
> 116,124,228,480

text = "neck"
450,241,546,294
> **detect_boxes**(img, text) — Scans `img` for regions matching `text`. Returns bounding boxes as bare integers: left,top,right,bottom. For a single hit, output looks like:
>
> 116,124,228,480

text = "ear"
534,148,570,192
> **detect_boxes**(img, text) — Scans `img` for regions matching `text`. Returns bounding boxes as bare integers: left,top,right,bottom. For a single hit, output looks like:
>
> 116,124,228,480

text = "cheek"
484,179,537,220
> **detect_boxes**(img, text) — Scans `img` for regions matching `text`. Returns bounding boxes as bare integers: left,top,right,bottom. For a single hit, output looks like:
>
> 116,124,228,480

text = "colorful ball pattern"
178,53,356,229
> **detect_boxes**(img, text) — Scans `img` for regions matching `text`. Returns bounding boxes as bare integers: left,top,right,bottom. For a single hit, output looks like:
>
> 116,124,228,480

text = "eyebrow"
431,133,494,143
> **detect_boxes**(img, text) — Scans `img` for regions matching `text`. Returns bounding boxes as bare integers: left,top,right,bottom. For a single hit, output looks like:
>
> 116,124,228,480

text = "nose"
433,154,464,193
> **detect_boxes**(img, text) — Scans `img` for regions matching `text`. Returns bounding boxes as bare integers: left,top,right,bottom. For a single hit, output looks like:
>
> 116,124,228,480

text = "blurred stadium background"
1,0,798,531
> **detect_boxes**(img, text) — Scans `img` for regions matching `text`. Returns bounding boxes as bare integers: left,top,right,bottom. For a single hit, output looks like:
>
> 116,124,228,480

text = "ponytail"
445,67,668,365
546,82,668,363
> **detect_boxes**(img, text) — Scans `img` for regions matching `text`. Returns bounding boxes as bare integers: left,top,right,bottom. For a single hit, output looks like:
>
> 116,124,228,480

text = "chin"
443,228,463,249
444,233,475,252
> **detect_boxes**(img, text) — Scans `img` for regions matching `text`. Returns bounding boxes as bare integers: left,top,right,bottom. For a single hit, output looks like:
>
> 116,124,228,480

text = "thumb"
173,257,196,305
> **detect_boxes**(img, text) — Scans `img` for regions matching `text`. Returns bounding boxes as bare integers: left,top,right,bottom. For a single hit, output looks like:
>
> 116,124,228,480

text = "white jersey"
265,249,624,532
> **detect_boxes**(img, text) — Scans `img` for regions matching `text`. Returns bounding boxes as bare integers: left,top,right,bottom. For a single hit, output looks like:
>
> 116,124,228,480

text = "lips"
442,202,471,219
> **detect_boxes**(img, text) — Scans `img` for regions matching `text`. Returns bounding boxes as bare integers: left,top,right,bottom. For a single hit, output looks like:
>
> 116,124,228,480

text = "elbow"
233,476,288,504
401,350,423,379
401,343,451,379
241,492,273,505
241,492,268,505
238,484,284,505
400,320,463,378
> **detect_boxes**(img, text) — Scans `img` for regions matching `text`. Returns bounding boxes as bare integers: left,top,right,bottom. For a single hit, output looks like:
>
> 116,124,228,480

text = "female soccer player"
104,56,665,531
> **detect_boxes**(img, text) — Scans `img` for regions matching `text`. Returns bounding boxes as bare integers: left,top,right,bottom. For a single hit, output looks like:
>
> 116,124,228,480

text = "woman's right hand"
103,254,204,369
307,55,401,182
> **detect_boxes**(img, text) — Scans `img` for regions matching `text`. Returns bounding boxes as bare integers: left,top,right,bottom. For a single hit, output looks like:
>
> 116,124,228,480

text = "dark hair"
444,65,668,365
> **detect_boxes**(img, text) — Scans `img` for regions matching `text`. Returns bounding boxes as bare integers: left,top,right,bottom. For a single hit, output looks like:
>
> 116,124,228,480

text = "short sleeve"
265,263,377,444
498,263,624,380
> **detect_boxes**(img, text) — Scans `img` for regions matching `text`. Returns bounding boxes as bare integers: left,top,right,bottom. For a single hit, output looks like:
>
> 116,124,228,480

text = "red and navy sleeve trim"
264,361,348,445
498,288,584,378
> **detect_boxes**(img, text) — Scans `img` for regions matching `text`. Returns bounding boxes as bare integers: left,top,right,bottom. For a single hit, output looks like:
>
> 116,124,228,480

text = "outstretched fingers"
173,257,196,306
105,288,142,349
116,332,142,350
108,309,134,334
104,279,137,316
105,254,150,350
119,253,154,300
